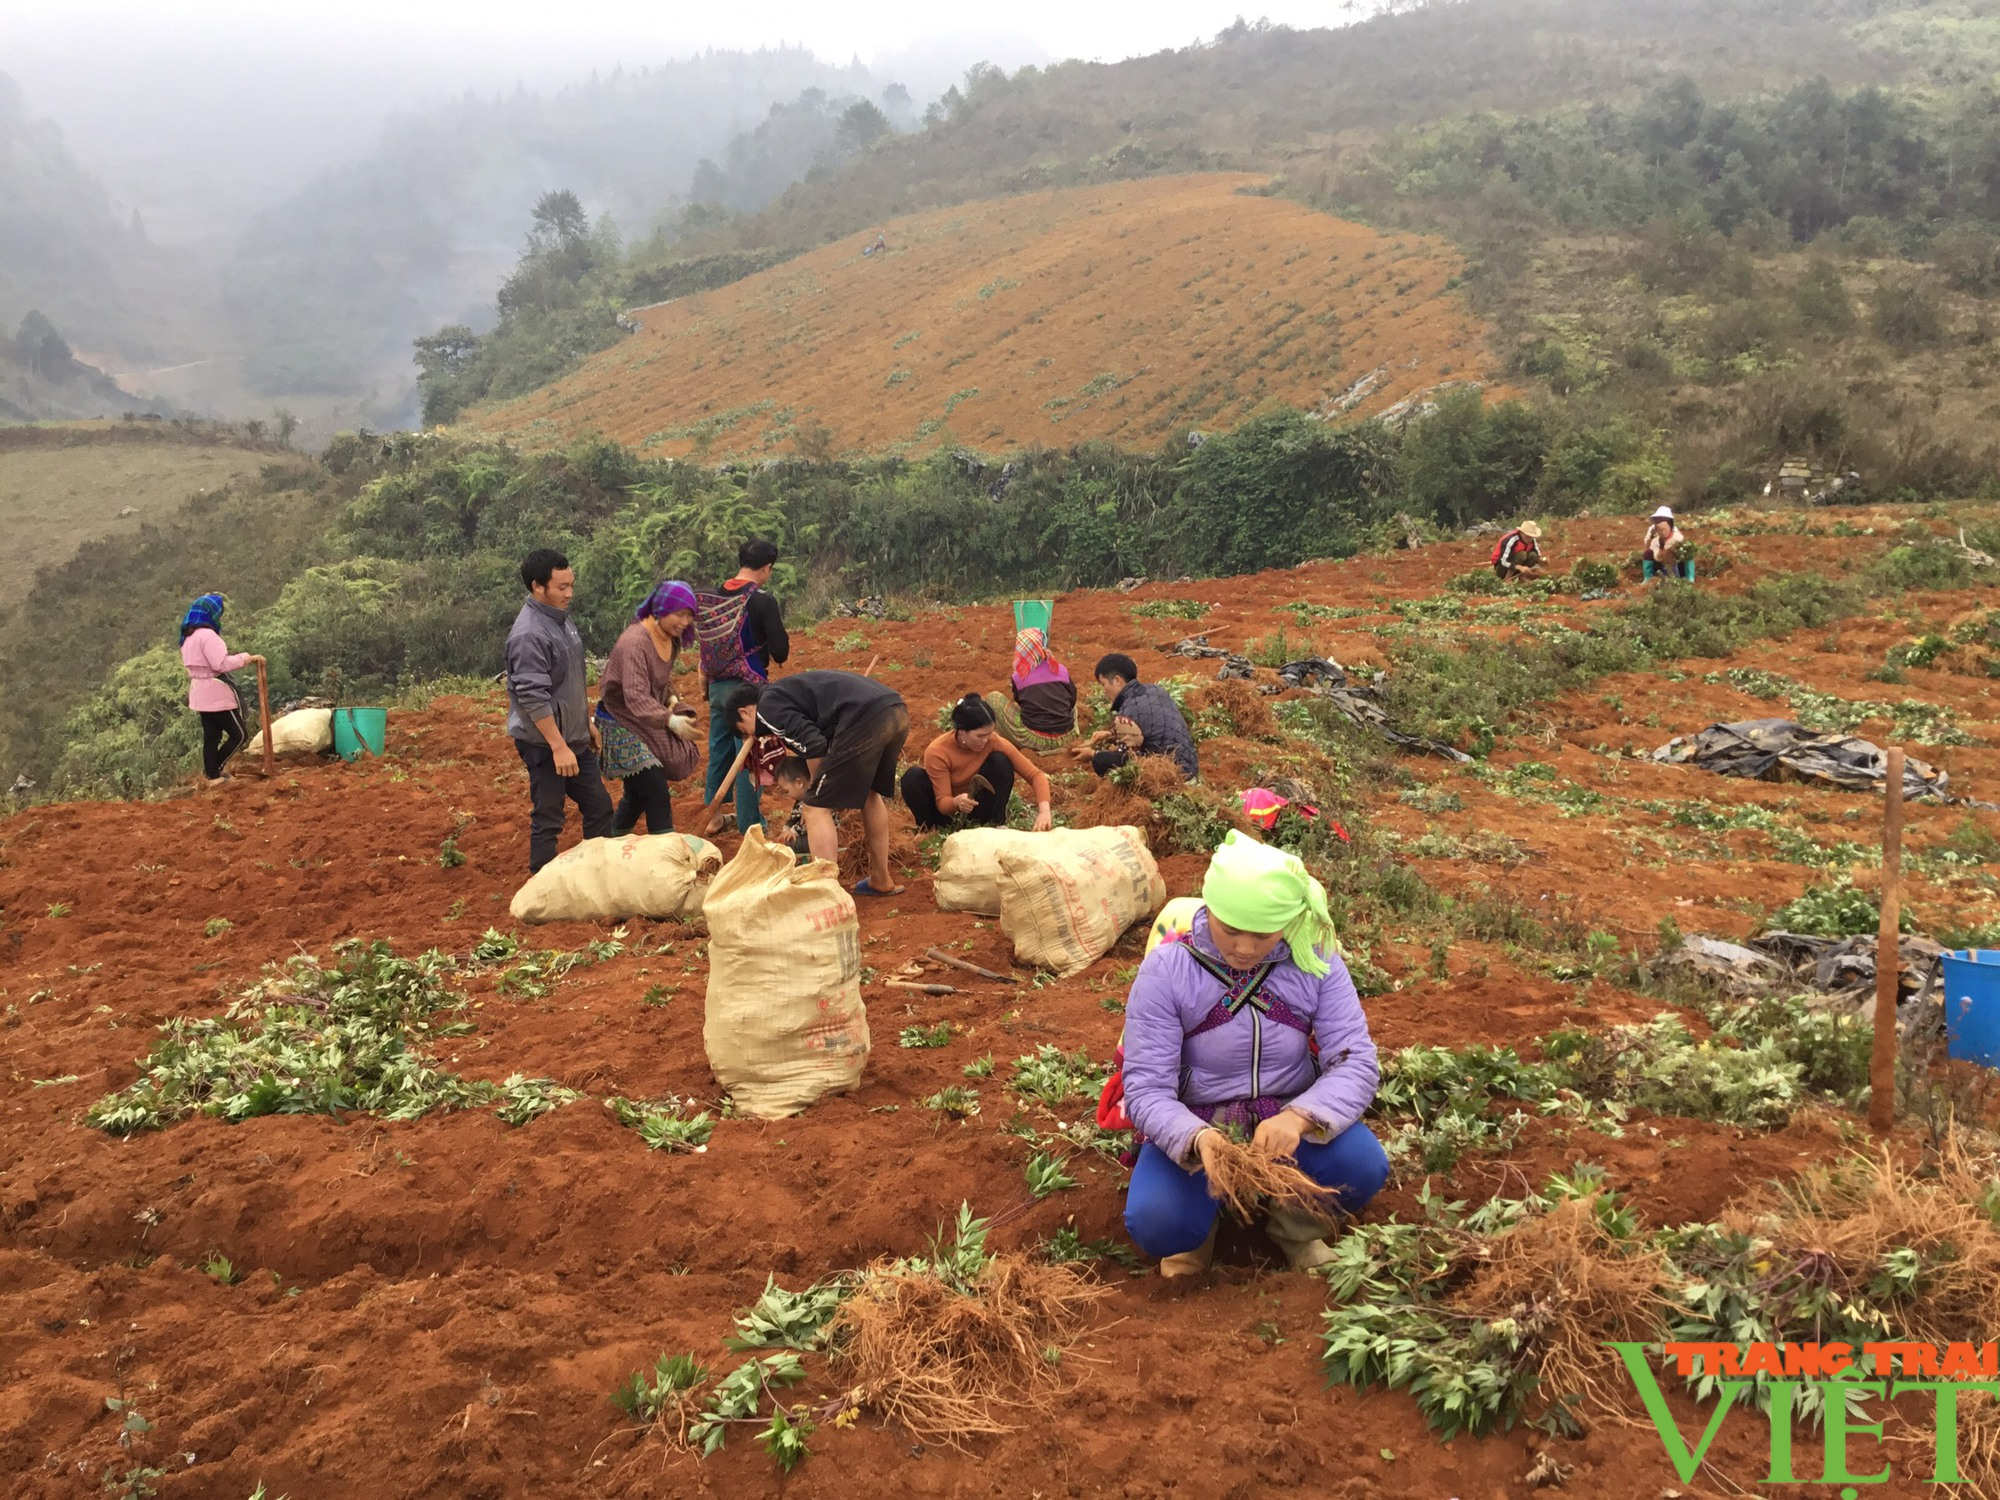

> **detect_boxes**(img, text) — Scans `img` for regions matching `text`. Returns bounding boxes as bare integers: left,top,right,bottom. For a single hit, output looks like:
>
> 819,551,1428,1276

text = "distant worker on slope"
1640,506,1693,582
1073,653,1200,783
697,539,791,837
597,579,703,836
506,548,613,874
178,592,264,787
1491,520,1544,581
728,669,910,896
985,626,1083,751
902,693,1054,831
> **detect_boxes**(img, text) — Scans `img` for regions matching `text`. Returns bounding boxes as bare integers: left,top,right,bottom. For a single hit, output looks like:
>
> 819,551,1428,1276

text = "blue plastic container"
1942,949,2000,1066
332,707,387,761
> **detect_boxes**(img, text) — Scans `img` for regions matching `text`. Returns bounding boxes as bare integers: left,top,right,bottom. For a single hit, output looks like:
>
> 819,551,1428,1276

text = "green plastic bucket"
1012,599,1054,636
332,707,387,761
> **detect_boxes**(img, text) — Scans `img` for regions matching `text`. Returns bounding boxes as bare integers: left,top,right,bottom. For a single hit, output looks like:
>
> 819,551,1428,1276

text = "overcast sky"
2,0,1383,240
5,1,1377,74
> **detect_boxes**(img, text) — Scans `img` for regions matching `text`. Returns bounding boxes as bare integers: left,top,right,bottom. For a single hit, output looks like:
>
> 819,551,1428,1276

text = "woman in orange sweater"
901,694,1054,831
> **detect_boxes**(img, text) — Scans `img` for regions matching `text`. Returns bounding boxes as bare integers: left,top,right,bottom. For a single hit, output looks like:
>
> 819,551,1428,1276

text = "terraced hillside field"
0,424,298,598
468,174,1498,458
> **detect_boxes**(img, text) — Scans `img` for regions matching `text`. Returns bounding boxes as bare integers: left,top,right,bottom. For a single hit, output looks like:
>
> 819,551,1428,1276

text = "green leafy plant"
605,1095,714,1152
203,917,233,938
922,1085,981,1118
963,1053,995,1078
492,1073,585,1126
437,835,467,868
728,1276,849,1352
1009,1046,1109,1108
898,1022,953,1048
1772,876,1913,938
611,1351,709,1423
1127,597,1212,620
1024,1150,1078,1198
201,1250,243,1286
85,940,496,1136
689,1353,810,1456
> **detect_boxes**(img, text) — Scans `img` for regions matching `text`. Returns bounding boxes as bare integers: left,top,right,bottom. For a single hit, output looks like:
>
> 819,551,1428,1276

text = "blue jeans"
704,678,763,832
1123,1121,1390,1258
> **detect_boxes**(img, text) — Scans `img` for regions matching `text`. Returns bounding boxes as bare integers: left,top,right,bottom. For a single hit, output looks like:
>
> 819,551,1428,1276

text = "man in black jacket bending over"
1072,652,1200,783
727,670,910,896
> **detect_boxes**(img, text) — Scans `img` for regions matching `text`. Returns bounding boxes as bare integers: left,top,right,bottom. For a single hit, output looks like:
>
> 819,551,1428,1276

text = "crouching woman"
1122,831,1389,1276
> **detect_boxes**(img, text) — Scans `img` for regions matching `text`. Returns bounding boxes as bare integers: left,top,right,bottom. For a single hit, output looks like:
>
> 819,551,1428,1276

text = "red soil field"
468,174,1498,459
4,511,1997,1498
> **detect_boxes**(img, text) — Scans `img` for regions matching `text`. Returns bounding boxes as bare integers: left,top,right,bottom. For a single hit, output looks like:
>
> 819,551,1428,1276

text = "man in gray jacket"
506,548,613,872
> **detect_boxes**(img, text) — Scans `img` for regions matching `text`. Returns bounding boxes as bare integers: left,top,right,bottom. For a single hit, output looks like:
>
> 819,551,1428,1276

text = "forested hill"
698,0,1905,255
222,49,885,409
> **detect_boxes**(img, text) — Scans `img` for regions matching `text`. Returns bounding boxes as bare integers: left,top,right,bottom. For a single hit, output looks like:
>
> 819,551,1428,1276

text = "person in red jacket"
1491,521,1544,580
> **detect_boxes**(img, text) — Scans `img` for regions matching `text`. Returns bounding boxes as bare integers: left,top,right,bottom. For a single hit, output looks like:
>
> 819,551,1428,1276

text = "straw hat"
1518,521,1542,539
1651,506,1675,520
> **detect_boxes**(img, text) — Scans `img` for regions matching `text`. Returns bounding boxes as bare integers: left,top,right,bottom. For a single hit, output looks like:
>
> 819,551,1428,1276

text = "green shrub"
1772,877,1912,938
1871,279,1947,352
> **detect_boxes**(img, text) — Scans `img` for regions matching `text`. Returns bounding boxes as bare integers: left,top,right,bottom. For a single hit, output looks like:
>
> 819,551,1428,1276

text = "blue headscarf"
634,579,699,646
179,593,226,642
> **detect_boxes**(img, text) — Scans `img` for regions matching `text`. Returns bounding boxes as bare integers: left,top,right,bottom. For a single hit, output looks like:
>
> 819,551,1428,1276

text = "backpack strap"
1183,946,1294,1039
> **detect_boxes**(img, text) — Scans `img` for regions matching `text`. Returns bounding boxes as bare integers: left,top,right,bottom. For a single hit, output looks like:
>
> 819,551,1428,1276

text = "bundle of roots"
1455,1196,1669,1425
830,1254,1106,1444
1201,1132,1341,1223
1733,1145,2000,1487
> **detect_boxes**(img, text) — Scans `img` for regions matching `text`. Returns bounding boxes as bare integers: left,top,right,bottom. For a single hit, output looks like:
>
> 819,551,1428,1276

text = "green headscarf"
1200,830,1338,978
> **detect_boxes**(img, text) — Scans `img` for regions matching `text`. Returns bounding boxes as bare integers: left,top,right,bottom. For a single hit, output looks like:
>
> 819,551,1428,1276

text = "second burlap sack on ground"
934,826,1156,916
994,829,1166,978
704,827,871,1119
265,708,334,756
509,832,721,923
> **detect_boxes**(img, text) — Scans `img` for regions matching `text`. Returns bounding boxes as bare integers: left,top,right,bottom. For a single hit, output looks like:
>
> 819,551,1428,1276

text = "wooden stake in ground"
1870,746,1906,1135
693,732,756,834
256,659,275,777
925,947,1017,984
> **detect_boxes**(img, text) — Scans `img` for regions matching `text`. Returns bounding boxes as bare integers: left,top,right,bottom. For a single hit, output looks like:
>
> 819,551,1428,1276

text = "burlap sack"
264,708,333,756
508,833,721,924
934,825,1156,916
703,827,870,1118
996,832,1167,978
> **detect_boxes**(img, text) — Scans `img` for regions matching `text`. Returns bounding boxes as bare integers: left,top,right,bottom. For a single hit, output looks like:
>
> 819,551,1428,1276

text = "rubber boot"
1158,1221,1218,1279
1265,1207,1339,1271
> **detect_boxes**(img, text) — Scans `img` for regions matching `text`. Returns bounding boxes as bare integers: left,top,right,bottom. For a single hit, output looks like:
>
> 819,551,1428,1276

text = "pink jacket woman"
178,592,261,783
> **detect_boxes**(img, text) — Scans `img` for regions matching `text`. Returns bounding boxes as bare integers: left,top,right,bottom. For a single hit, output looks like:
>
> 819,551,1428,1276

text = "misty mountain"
0,72,208,370
221,48,879,415
0,310,173,422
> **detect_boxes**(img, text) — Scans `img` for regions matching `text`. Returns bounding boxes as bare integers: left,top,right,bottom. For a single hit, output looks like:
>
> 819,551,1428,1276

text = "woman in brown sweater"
901,694,1054,831
596,580,703,835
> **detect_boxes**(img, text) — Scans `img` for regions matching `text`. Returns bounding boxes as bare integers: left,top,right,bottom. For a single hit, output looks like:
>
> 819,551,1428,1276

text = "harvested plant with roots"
829,1208,1107,1445
1201,1131,1340,1223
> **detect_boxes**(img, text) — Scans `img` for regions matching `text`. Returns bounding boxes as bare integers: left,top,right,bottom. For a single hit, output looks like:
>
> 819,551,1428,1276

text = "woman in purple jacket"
1122,831,1388,1276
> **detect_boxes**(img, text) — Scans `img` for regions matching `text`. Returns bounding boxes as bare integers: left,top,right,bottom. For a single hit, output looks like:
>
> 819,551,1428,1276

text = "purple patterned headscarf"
635,579,699,644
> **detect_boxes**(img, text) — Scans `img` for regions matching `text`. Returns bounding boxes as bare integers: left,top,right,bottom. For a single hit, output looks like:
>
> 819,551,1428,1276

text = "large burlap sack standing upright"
509,833,722,924
996,833,1167,978
934,825,1155,916
703,827,870,1119
265,708,334,756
